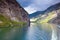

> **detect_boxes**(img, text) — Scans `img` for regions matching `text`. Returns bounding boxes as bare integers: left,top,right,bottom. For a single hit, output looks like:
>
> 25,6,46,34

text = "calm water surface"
25,23,58,40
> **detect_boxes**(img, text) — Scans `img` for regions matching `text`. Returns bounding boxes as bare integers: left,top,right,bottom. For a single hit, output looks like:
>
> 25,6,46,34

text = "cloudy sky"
17,0,60,14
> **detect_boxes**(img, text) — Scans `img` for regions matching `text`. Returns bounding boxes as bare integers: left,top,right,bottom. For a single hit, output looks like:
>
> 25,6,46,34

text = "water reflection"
25,23,57,40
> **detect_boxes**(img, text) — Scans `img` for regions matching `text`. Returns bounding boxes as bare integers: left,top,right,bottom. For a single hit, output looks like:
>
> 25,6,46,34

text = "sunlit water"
0,23,59,40
25,23,58,40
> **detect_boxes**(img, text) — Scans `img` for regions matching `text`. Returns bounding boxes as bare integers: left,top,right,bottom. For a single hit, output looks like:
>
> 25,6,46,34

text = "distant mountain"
30,3,60,24
29,11,45,18
45,3,60,13
29,3,60,19
44,3,60,24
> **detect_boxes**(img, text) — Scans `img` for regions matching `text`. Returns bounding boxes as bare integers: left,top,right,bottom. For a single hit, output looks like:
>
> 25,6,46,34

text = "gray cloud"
30,0,60,11
17,0,60,14
17,0,33,7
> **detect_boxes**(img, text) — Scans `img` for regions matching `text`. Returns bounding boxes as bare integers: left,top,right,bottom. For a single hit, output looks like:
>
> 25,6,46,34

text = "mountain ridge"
29,3,60,19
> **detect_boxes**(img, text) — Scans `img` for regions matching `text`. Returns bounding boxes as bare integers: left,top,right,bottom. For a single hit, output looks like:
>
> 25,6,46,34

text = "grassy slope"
0,14,26,27
40,11,56,24
0,14,27,40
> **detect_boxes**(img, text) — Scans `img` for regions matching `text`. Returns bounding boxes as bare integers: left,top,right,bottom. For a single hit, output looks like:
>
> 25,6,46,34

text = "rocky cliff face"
0,0,29,40
0,0,29,27
52,9,60,25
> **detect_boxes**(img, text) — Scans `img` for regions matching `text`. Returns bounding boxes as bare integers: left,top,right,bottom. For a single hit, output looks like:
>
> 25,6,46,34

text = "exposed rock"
0,0,30,27
30,3,60,24
0,0,30,40
52,9,60,25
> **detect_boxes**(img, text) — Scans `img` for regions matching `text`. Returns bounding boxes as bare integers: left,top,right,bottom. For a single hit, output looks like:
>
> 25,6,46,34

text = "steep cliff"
0,0,29,40
0,0,29,27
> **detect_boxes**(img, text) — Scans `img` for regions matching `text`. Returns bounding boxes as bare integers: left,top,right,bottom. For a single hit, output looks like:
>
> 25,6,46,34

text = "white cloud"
24,0,60,14
24,5,37,14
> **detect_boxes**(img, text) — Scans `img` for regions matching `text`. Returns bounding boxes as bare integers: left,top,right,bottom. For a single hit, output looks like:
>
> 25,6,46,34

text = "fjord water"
0,23,58,40
25,23,58,40
0,25,28,40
